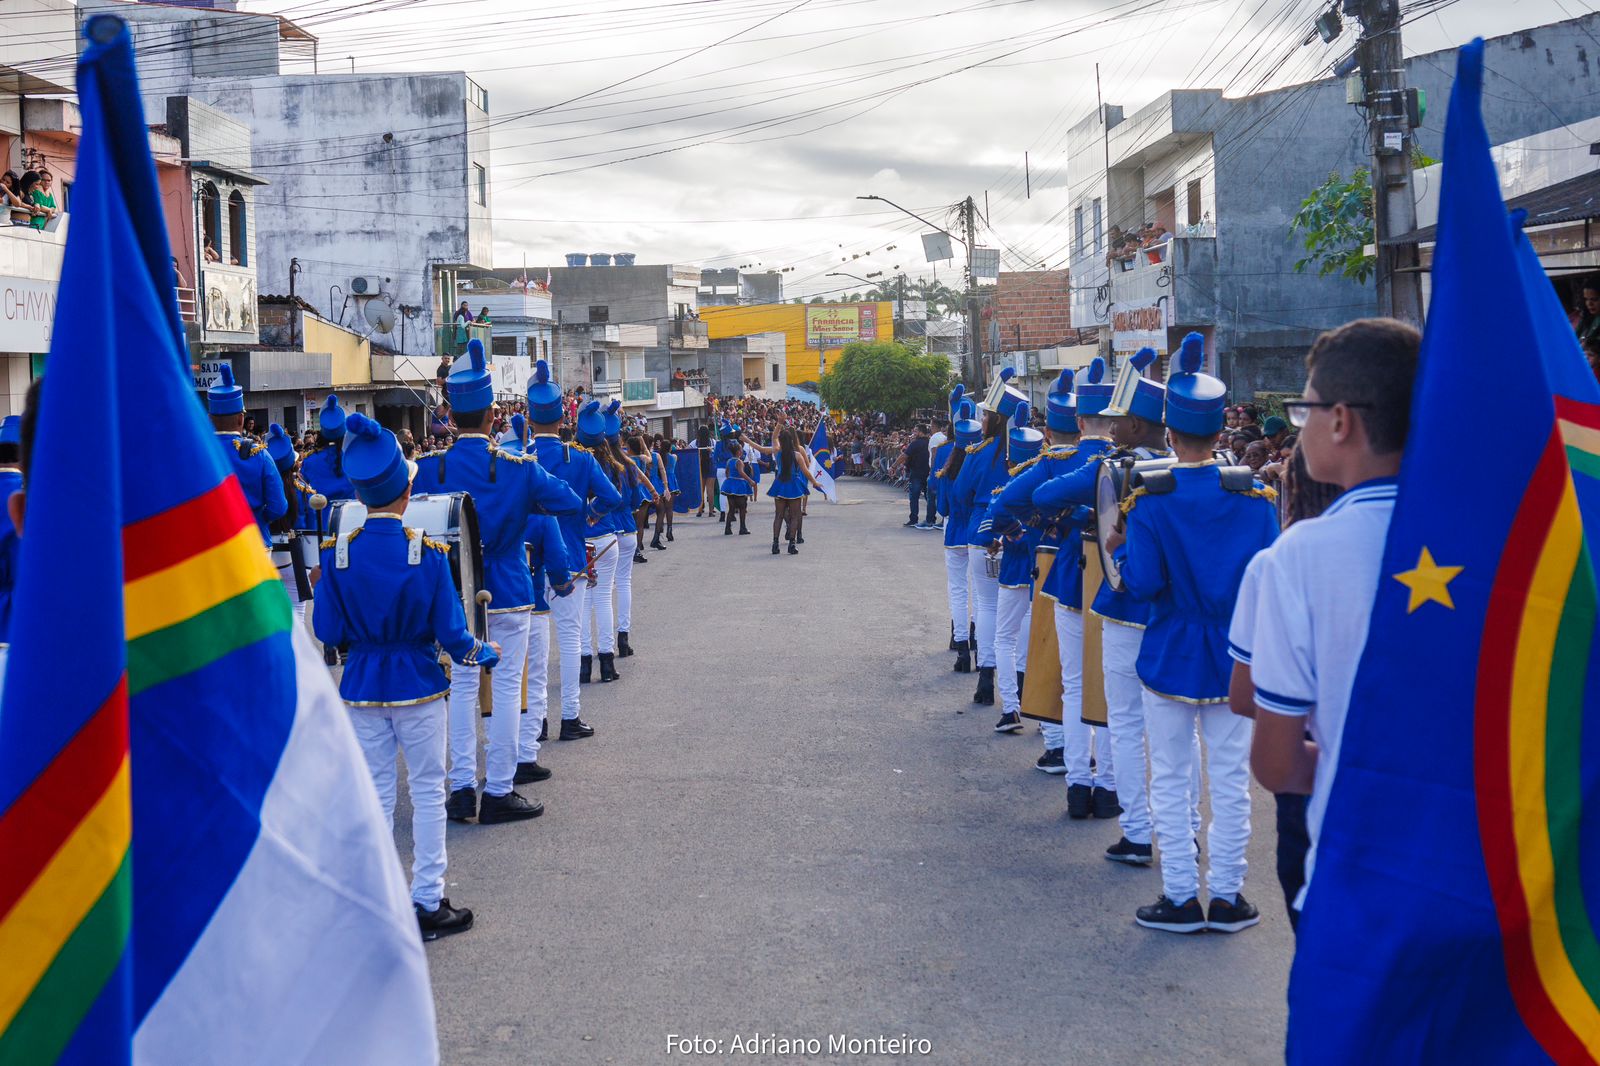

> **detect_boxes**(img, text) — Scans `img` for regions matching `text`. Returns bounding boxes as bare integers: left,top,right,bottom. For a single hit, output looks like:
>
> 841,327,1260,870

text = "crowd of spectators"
1106,221,1174,270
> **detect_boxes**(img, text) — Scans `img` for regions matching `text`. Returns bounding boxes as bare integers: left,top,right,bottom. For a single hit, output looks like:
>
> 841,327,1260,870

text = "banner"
805,304,878,349
1110,295,1170,355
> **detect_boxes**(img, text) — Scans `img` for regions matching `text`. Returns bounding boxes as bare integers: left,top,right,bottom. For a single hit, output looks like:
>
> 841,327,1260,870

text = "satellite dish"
364,300,397,334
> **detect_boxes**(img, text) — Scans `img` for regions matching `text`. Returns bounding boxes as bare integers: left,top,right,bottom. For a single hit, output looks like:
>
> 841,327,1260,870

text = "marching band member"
1106,333,1278,934
207,364,286,544
983,401,1044,734
951,367,1025,707
501,412,528,455
938,398,982,674
415,342,582,825
525,361,625,742
516,512,575,784
765,426,824,555
0,416,22,642
608,427,649,656
264,423,312,625
694,424,720,519
721,427,757,536
300,394,354,502
1034,348,1184,841
576,402,623,685
932,386,964,650
989,369,1105,778
312,413,499,941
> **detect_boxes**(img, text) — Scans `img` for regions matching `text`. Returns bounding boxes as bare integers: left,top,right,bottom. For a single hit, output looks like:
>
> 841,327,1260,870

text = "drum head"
327,499,368,539
1094,463,1125,592
406,492,485,636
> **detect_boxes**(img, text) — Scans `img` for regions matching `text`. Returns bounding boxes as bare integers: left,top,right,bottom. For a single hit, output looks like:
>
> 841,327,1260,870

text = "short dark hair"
451,405,491,432
19,376,42,484
1305,316,1421,455
1168,428,1217,451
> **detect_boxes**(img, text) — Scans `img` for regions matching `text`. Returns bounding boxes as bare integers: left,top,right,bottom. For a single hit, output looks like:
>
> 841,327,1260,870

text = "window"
472,163,486,206
227,189,247,266
200,181,221,264
771,364,779,382
1187,179,1202,228
1074,206,1084,255
491,335,516,356
589,304,609,323
1092,198,1103,255
541,338,549,358
467,78,489,112
593,353,608,381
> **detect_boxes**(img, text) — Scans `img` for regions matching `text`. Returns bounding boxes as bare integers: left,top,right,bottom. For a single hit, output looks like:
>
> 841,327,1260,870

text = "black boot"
651,533,665,550
559,717,595,741
616,631,633,658
953,639,973,674
446,787,477,823
666,527,674,541
738,518,750,535
724,516,733,535
772,537,781,555
579,654,592,684
787,539,799,555
416,899,474,941
599,652,620,682
973,666,995,705
635,548,649,563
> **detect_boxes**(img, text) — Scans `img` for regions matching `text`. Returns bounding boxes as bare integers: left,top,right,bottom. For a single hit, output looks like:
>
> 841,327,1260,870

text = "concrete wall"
303,314,371,386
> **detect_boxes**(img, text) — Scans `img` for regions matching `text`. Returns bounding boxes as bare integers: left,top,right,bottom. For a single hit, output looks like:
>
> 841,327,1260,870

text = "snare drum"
327,492,486,637
1092,455,1178,592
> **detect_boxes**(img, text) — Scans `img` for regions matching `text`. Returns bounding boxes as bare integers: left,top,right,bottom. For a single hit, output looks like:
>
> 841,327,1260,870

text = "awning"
1385,169,1600,245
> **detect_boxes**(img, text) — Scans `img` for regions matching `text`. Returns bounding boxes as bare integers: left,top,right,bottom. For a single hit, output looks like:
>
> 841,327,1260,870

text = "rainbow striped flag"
0,18,435,1065
1288,40,1600,1064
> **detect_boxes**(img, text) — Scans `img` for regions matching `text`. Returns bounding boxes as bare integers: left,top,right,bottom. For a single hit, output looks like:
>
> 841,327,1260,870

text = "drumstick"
473,589,492,652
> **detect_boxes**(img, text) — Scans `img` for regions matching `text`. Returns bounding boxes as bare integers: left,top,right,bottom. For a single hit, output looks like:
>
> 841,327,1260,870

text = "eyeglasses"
1283,400,1371,428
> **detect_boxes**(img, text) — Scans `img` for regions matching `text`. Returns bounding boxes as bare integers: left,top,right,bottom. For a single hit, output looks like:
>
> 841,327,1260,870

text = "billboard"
1110,295,1171,355
805,304,879,350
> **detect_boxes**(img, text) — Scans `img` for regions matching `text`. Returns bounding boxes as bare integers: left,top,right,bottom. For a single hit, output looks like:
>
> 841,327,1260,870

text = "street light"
856,195,966,248
860,194,978,387
826,271,872,288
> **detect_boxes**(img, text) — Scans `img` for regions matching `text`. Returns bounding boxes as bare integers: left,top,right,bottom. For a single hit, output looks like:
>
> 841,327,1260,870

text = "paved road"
411,480,1291,1065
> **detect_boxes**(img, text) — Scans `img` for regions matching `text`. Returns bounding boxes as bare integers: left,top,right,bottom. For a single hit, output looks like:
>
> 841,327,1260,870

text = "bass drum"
1093,455,1179,592
326,493,486,636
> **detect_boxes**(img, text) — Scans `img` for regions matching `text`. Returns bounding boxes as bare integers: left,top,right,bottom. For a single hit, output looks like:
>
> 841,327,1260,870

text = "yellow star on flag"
1393,547,1464,613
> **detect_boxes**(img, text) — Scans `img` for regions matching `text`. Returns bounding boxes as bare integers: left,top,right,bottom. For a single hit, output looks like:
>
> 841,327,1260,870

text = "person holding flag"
1271,39,1600,1062
808,417,838,504
0,16,440,1061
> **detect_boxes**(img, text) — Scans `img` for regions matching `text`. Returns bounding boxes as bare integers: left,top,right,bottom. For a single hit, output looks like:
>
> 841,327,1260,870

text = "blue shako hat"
952,398,983,446
718,421,734,440
575,400,608,447
501,412,527,454
526,359,563,423
602,399,623,441
319,394,346,440
1008,401,1045,464
980,366,1026,419
1106,347,1167,424
342,412,412,507
1163,332,1226,437
948,384,966,420
446,338,494,414
1045,368,1078,434
0,415,19,446
206,363,244,416
265,423,296,473
1075,357,1112,417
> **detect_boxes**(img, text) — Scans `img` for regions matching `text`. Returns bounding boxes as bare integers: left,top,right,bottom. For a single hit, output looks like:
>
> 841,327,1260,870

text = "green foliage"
1289,150,1438,285
819,339,950,419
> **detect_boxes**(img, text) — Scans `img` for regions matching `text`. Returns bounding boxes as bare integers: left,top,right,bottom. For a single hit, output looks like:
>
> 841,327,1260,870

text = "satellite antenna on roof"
363,300,397,334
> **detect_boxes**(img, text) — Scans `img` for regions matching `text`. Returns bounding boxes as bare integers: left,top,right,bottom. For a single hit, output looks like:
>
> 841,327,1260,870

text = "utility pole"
963,195,982,391
1352,0,1423,324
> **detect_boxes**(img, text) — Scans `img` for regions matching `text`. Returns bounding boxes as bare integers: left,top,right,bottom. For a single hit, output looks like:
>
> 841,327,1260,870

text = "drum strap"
406,528,424,566
289,537,312,600
1217,465,1256,493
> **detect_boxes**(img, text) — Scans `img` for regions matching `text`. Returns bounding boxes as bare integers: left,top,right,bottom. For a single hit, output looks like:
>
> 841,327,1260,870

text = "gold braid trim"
568,442,594,455
320,527,362,550
423,536,452,553
234,438,266,458
1244,485,1279,503
1119,487,1148,517
294,475,315,495
964,437,994,456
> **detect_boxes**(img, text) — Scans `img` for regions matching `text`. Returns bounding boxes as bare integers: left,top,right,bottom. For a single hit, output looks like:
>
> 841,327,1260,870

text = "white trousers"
614,530,637,633
518,613,551,765
944,547,969,639
447,610,531,796
581,533,618,655
994,585,1032,717
1144,692,1254,903
348,698,447,909
1055,607,1114,788
1102,621,1153,843
966,549,999,669
549,576,584,721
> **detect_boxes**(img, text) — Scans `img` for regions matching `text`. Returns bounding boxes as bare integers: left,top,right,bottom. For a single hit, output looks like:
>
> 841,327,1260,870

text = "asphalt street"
409,479,1292,1065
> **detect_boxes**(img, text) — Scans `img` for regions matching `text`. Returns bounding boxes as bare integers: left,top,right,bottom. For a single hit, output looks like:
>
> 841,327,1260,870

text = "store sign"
192,358,233,391
1110,296,1171,355
805,304,878,349
0,275,56,352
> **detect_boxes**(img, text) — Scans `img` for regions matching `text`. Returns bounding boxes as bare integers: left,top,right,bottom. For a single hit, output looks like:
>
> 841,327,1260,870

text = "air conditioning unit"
349,276,382,296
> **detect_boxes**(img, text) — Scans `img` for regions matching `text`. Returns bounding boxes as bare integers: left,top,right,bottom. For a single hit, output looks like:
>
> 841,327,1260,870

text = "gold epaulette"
422,536,451,553
319,529,358,551
569,442,593,455
1245,485,1279,503
1119,487,1147,517
1008,447,1072,476
234,438,266,458
964,438,993,455
294,475,314,495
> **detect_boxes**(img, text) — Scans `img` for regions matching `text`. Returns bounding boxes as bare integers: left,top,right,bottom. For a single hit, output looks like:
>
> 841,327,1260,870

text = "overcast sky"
263,0,1583,299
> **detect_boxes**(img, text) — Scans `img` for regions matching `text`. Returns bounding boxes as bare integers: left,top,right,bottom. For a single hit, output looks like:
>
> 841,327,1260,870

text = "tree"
818,339,951,420
1290,150,1436,284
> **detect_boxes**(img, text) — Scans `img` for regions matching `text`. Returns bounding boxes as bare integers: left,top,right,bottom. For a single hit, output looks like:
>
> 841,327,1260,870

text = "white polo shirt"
1227,476,1397,909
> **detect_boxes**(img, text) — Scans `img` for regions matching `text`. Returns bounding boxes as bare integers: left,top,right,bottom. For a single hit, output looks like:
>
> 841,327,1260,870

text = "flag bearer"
1107,333,1280,933
312,413,500,941
207,364,286,543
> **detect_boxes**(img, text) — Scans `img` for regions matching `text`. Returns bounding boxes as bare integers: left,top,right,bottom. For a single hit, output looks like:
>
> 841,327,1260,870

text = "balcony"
435,321,491,358
1106,236,1217,339
622,378,657,406
671,316,708,349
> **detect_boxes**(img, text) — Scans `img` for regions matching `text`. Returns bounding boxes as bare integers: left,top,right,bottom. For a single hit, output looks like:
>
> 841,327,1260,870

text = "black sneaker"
1066,783,1092,819
559,717,595,741
513,761,552,784
994,711,1023,734
1135,895,1207,934
1092,786,1122,819
445,787,477,823
416,899,474,941
1206,894,1261,934
1104,836,1154,865
477,790,544,824
1035,748,1066,775
903,519,918,527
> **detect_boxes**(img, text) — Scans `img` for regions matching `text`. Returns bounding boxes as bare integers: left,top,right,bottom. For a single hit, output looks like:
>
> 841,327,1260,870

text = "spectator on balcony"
170,256,187,289
452,300,471,347
203,239,221,263
24,171,58,232
671,368,687,390
475,306,491,325
2,172,33,227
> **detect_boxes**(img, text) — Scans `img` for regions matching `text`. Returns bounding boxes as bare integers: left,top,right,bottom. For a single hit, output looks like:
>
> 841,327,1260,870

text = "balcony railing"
671,316,708,348
176,286,198,323
1106,236,1218,327
435,321,491,358
622,377,657,405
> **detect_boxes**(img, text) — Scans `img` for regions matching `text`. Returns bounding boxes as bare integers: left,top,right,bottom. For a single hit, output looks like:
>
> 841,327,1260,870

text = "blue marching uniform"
216,432,287,545
721,454,755,497
300,445,354,503
765,455,809,498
